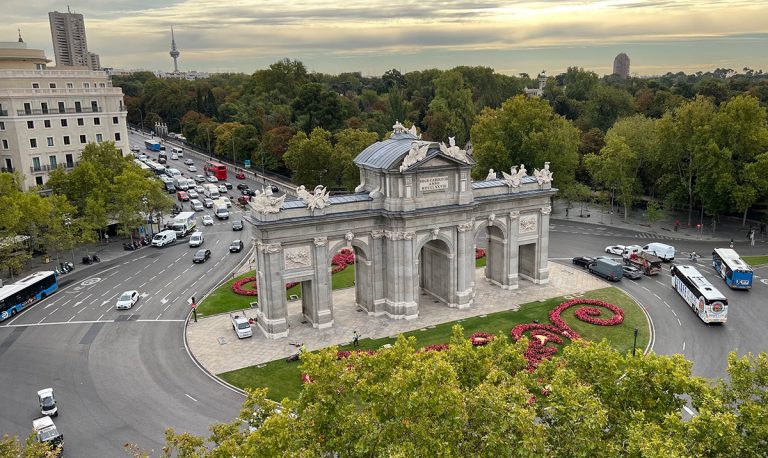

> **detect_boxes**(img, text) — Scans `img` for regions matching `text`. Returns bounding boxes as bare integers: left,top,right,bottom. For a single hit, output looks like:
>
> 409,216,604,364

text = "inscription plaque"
419,176,448,192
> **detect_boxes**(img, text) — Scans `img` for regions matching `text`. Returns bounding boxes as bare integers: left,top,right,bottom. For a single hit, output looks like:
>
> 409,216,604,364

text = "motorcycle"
59,262,73,273
82,254,101,264
123,243,136,251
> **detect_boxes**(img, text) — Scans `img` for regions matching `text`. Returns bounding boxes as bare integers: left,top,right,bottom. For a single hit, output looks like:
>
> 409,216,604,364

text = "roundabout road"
0,205,252,456
550,219,768,380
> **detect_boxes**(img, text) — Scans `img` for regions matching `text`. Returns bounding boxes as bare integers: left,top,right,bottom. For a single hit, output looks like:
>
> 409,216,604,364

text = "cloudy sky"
4,1,768,76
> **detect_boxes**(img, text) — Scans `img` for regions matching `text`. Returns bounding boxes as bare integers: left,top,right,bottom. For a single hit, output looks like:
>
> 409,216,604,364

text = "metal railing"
29,162,78,173
1,167,14,173
0,109,7,116
16,107,102,116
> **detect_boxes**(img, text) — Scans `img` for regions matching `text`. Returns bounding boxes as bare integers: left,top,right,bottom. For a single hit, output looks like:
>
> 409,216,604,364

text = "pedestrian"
104,233,109,244
674,219,680,232
565,207,569,217
730,238,734,248
299,343,306,359
750,230,755,247
353,330,360,347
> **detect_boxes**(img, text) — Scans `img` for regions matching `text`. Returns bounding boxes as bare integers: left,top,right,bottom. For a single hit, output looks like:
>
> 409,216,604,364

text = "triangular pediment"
415,156,454,168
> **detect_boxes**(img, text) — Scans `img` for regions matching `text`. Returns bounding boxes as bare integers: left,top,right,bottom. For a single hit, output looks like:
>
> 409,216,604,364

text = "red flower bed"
475,248,486,259
231,276,259,296
337,349,376,360
512,299,625,370
420,344,450,353
470,332,494,346
332,248,355,267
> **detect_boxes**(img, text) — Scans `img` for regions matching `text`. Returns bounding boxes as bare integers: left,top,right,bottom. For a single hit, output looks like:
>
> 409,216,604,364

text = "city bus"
144,140,161,151
670,264,728,324
204,160,228,180
133,159,151,174
711,248,753,289
0,271,59,322
146,161,167,177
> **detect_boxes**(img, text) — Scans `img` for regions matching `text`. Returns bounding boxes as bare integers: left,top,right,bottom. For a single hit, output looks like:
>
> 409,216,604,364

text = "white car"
221,196,232,208
188,165,197,172
218,184,228,193
195,185,205,193
184,158,194,165
207,176,219,183
194,174,206,183
203,198,214,208
202,215,214,226
605,245,625,256
171,153,179,160
190,199,204,211
116,290,139,310
187,189,199,199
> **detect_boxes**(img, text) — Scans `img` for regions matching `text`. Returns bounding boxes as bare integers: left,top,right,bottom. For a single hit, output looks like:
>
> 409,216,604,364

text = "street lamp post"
141,196,153,237
135,108,144,134
261,148,266,183
632,328,638,356
63,215,75,265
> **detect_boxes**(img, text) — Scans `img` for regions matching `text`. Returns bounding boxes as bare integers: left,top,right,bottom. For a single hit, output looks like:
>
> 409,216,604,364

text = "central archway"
419,238,453,306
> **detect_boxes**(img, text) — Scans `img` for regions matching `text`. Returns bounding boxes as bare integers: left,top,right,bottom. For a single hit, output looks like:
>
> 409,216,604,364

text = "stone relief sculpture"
297,185,331,211
249,186,286,214
284,246,312,269
399,141,432,172
431,228,440,240
501,164,528,188
257,241,282,253
485,169,497,180
540,205,552,215
313,237,328,247
533,162,554,186
345,231,355,242
519,214,538,233
439,137,472,164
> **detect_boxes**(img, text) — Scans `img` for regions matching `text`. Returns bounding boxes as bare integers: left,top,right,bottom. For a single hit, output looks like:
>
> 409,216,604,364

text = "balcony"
0,109,7,116
1,167,14,173
30,162,78,173
16,107,102,116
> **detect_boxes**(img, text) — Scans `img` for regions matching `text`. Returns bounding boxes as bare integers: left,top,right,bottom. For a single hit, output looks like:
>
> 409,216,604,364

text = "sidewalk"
553,200,767,248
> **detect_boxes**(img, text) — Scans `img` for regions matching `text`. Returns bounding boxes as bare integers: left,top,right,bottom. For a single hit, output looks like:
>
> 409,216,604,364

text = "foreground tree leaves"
120,328,768,457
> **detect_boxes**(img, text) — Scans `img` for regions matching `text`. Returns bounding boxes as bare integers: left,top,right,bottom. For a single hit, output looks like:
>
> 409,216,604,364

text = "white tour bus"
670,264,727,324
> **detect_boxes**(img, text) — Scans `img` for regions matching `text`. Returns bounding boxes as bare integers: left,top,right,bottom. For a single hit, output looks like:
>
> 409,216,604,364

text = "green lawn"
743,255,768,267
476,256,486,268
218,287,648,401
285,264,357,299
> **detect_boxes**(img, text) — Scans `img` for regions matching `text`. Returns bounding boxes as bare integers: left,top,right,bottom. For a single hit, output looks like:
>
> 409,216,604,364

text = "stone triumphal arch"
248,122,556,339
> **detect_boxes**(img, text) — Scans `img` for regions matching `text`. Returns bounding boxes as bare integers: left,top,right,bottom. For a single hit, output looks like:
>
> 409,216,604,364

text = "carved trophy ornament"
502,164,528,188
400,141,431,172
297,185,331,211
485,169,497,180
438,137,472,164
249,186,287,214
533,162,554,186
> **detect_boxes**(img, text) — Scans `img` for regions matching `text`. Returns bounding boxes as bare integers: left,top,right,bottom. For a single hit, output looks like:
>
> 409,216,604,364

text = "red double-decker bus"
204,160,227,180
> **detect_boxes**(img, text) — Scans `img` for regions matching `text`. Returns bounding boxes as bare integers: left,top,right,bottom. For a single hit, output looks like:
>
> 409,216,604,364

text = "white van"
171,146,183,157
642,243,675,261
151,230,177,247
188,231,204,247
190,199,204,211
621,245,642,260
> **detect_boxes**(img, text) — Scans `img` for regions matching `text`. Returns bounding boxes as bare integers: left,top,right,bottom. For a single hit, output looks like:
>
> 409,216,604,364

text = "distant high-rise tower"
613,53,630,78
48,7,100,70
169,26,180,73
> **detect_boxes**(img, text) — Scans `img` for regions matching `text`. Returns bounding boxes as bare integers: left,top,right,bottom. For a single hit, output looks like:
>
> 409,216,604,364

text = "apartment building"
49,9,100,70
0,41,127,190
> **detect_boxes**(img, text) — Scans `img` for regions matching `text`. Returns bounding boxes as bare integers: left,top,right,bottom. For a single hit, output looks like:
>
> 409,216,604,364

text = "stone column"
255,241,289,338
506,211,520,290
535,205,551,284
456,221,474,307
311,237,334,328
383,230,418,319
369,230,386,315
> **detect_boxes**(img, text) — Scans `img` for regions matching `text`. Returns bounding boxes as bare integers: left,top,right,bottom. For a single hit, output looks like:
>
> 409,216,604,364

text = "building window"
83,83,90,88
35,176,44,186
49,83,56,89
41,102,49,114
94,117,100,126
65,154,74,168
1,139,8,149
0,121,4,131
32,157,41,171
79,134,87,144
112,116,118,124
99,82,106,88
23,103,31,114
44,119,51,128
63,135,70,145
27,120,34,129
96,133,103,143
30,138,38,148
47,137,54,147
66,82,73,89
4,158,12,170
77,118,84,126
58,101,65,113
49,156,57,168
32,83,40,89
114,132,121,141
60,119,68,127
75,101,82,113
91,101,98,112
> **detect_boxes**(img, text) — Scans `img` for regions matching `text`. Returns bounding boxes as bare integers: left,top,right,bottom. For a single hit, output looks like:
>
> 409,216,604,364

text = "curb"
617,287,655,355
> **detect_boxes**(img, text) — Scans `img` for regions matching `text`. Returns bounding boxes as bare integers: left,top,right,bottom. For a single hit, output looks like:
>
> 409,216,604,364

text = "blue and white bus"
712,248,753,290
670,264,727,324
146,161,167,177
144,140,161,151
0,271,59,322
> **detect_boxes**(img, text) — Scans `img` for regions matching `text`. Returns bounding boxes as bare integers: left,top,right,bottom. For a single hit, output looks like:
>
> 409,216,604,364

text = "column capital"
257,241,282,253
540,206,552,215
313,237,328,247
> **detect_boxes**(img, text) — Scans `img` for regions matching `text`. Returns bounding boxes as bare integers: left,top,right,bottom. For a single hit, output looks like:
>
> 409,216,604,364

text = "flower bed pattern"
511,299,624,370
470,332,494,346
231,277,299,296
475,248,486,259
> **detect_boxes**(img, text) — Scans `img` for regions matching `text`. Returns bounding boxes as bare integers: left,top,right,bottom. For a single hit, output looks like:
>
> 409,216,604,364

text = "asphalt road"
549,219,768,380
0,194,252,455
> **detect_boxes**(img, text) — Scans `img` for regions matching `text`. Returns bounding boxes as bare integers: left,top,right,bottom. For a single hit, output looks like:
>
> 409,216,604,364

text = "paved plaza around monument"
187,262,608,375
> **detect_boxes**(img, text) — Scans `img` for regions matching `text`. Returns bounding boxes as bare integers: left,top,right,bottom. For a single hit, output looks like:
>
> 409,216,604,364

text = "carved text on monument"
419,176,448,192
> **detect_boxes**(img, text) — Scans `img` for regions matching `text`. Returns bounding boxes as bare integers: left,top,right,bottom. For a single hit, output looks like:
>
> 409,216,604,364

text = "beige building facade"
0,41,128,190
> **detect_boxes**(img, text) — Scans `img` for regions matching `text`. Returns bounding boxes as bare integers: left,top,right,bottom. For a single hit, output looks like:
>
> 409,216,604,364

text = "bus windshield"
712,248,753,290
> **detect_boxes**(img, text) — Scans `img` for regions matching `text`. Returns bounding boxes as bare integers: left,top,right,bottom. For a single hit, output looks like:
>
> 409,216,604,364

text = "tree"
423,71,474,146
139,331,768,457
471,95,580,191
283,129,335,188
579,85,636,132
291,83,346,133
0,431,60,457
331,129,379,191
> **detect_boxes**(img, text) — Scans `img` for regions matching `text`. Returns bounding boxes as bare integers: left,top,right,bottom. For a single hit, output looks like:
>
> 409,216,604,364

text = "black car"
224,182,233,190
229,240,244,253
237,183,249,191
232,220,243,231
193,249,211,263
571,256,596,268
241,188,256,196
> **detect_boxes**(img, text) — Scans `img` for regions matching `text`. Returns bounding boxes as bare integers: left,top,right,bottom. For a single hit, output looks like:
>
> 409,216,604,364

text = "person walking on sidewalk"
730,238,734,248
104,233,109,244
353,330,360,347
750,230,756,247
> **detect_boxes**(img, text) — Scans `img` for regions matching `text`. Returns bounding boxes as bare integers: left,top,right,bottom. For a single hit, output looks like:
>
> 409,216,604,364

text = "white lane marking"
43,298,62,309
139,282,147,289
152,258,159,264
683,405,695,416
182,268,191,274
164,279,174,287
677,318,682,326
653,294,661,300
173,275,181,282
641,286,650,292
78,306,87,314
655,280,665,286
175,256,184,263
73,300,83,309
185,394,198,402
664,302,671,309
156,313,163,320
125,276,133,282
190,280,198,287
122,261,131,265
108,271,119,277
671,310,678,318
98,313,104,321
216,239,220,245
682,341,686,351
163,302,173,312
3,318,185,328
37,317,46,324
158,269,166,275
135,302,145,311
100,290,112,297
67,316,75,322
48,308,58,316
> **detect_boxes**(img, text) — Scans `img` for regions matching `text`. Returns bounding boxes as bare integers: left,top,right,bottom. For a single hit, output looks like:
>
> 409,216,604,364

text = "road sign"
244,160,251,168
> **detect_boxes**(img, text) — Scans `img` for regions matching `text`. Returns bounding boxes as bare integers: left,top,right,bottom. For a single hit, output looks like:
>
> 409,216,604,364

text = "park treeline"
116,62,768,224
